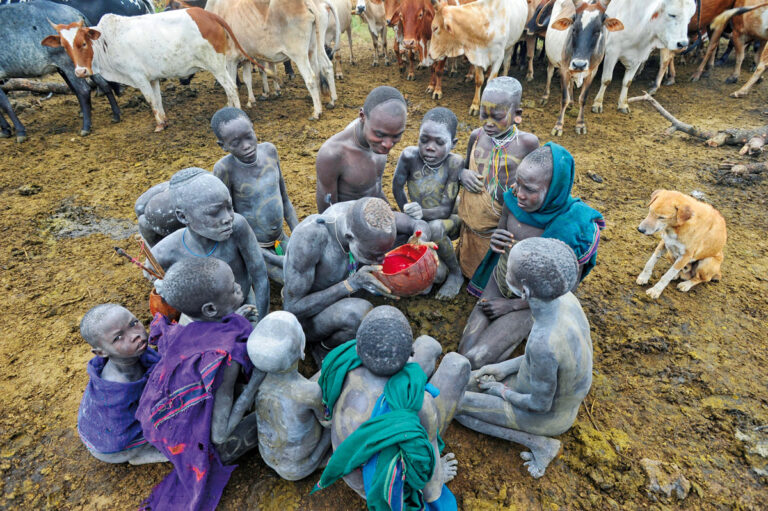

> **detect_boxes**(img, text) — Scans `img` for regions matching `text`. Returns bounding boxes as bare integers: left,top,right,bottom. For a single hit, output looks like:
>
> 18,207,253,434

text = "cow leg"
294,57,323,120
91,74,121,123
591,51,617,113
428,58,445,100
380,26,389,66
617,60,642,113
240,61,255,107
134,79,165,132
319,53,338,109
149,80,170,130
347,26,355,65
525,35,536,82
335,52,344,80
575,68,598,135
667,58,676,86
731,42,768,98
469,66,485,116
552,71,570,137
725,34,747,84
59,70,93,137
271,64,282,96
0,89,26,142
213,63,242,110
407,50,416,80
540,63,555,106
369,27,380,66
501,47,513,77
650,49,672,95
259,66,271,101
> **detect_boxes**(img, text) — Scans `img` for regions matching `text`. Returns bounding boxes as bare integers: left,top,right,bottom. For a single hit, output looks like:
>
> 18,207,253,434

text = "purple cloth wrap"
137,314,254,511
77,348,160,454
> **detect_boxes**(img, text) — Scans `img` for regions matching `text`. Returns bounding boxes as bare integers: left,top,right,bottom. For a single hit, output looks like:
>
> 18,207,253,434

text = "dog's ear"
676,204,694,223
649,189,663,206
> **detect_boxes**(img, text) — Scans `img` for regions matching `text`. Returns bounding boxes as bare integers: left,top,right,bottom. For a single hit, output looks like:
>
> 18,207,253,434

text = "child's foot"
436,272,463,300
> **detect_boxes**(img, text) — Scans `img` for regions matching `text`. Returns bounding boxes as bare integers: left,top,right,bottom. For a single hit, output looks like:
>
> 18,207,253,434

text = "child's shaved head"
80,304,127,348
211,107,251,140
483,76,523,106
508,238,578,300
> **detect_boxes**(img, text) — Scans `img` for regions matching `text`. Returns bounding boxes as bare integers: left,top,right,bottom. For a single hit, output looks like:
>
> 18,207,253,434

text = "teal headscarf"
468,142,604,294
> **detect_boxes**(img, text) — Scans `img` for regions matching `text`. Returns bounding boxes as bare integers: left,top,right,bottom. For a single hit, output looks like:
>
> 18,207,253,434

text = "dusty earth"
1,24,767,511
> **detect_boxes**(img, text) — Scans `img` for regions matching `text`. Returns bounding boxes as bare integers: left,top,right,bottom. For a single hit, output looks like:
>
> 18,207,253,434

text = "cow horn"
47,18,59,30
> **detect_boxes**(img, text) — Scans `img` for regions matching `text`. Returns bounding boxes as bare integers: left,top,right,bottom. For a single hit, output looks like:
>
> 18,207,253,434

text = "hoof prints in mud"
45,199,136,240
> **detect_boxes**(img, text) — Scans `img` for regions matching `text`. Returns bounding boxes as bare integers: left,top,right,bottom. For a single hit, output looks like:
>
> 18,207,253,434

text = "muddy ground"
1,27,767,510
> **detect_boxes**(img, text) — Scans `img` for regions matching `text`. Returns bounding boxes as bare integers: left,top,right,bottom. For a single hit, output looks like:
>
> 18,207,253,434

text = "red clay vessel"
374,242,438,297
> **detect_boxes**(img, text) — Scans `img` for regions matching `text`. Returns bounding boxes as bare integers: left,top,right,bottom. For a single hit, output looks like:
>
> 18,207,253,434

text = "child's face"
514,160,551,212
418,120,455,166
479,90,521,138
218,117,258,164
180,179,235,241
92,308,148,360
208,263,244,318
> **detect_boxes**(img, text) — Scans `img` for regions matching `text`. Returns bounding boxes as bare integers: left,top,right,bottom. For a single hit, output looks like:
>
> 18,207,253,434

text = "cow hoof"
647,86,658,95
326,102,335,110
575,124,587,135
449,70,458,77
618,106,630,114
154,124,166,132
406,73,415,81
526,73,534,82
551,126,563,137
79,129,91,137
16,134,27,143
0,130,11,139
385,60,391,66
336,73,343,80
309,114,320,121
690,74,701,82
664,77,675,86
111,115,121,124
432,91,442,100
725,75,738,84
469,105,479,116
258,94,269,102
591,104,603,114
730,91,747,99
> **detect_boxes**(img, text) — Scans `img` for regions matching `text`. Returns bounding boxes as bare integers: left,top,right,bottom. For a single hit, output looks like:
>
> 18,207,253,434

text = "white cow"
590,0,696,114
44,9,265,131
429,0,528,114
357,0,391,66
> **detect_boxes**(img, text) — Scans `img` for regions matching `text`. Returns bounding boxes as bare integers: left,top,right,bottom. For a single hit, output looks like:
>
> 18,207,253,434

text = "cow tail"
324,0,341,54
711,2,768,33
204,9,272,76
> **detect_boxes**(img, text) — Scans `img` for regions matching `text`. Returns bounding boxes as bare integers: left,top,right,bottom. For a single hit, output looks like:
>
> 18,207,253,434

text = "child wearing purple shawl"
137,257,265,511
77,304,168,465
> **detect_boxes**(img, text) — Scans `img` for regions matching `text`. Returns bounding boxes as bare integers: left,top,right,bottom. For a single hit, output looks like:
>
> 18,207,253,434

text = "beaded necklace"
182,228,218,257
485,125,519,197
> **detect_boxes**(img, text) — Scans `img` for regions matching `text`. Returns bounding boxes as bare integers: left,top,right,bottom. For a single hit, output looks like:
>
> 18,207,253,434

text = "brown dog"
636,190,727,299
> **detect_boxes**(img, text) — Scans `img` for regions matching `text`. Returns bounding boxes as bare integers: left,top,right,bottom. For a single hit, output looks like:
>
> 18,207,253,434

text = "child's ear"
201,302,218,319
175,208,188,226
216,139,224,149
91,347,107,358
514,108,523,125
451,137,458,148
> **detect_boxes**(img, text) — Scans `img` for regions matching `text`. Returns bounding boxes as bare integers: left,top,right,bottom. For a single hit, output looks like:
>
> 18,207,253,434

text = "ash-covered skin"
315,87,407,213
461,77,539,204
459,147,559,369
393,107,464,300
282,198,430,361
211,108,299,284
158,257,265,461
356,306,413,376
78,304,167,465
146,167,269,322
456,238,592,479
329,306,471,502
80,304,149,383
134,181,183,247
246,311,331,481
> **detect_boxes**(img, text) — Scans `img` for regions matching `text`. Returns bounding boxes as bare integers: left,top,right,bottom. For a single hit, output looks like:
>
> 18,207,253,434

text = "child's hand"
235,304,259,322
490,229,515,253
478,380,506,398
403,202,424,220
460,168,483,193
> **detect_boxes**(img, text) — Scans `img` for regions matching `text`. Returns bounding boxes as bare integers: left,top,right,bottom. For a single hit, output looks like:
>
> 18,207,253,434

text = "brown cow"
691,0,768,96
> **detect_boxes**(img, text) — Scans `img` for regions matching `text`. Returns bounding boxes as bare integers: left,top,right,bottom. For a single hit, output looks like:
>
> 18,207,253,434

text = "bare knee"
428,219,445,241
439,352,471,384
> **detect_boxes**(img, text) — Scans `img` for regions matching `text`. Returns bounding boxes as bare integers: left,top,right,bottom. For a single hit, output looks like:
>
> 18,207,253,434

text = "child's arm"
213,159,234,198
233,214,270,321
211,361,241,445
392,151,410,211
226,369,266,434
275,151,299,231
315,149,342,213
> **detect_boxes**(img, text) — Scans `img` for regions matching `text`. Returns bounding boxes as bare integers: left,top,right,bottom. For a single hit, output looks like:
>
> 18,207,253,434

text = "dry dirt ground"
1,27,767,511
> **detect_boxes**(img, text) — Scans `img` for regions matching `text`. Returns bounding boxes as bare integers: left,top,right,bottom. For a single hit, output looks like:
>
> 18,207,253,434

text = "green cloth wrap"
313,341,438,511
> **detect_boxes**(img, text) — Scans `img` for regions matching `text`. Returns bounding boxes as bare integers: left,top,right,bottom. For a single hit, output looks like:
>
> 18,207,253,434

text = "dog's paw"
636,274,651,285
677,280,695,292
646,286,663,299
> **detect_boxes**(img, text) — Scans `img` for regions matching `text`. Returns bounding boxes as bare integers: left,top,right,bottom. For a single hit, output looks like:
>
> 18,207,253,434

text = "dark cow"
0,1,120,142
0,0,153,24
543,0,624,135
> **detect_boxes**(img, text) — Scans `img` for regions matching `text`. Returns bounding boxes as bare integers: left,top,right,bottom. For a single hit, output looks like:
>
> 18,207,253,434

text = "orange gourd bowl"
149,289,181,322
374,244,438,297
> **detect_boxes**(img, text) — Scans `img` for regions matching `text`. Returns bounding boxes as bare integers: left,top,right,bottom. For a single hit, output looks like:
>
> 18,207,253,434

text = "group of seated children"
78,77,603,510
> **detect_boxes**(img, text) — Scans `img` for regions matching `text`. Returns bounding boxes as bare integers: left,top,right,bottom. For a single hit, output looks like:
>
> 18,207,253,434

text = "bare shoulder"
213,155,232,176
259,141,279,158
517,131,540,153
289,217,328,252
400,145,421,163
231,213,252,235
446,153,464,177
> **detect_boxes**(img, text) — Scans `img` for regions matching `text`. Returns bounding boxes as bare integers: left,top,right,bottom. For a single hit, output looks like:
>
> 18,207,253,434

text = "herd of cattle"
1,0,768,142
